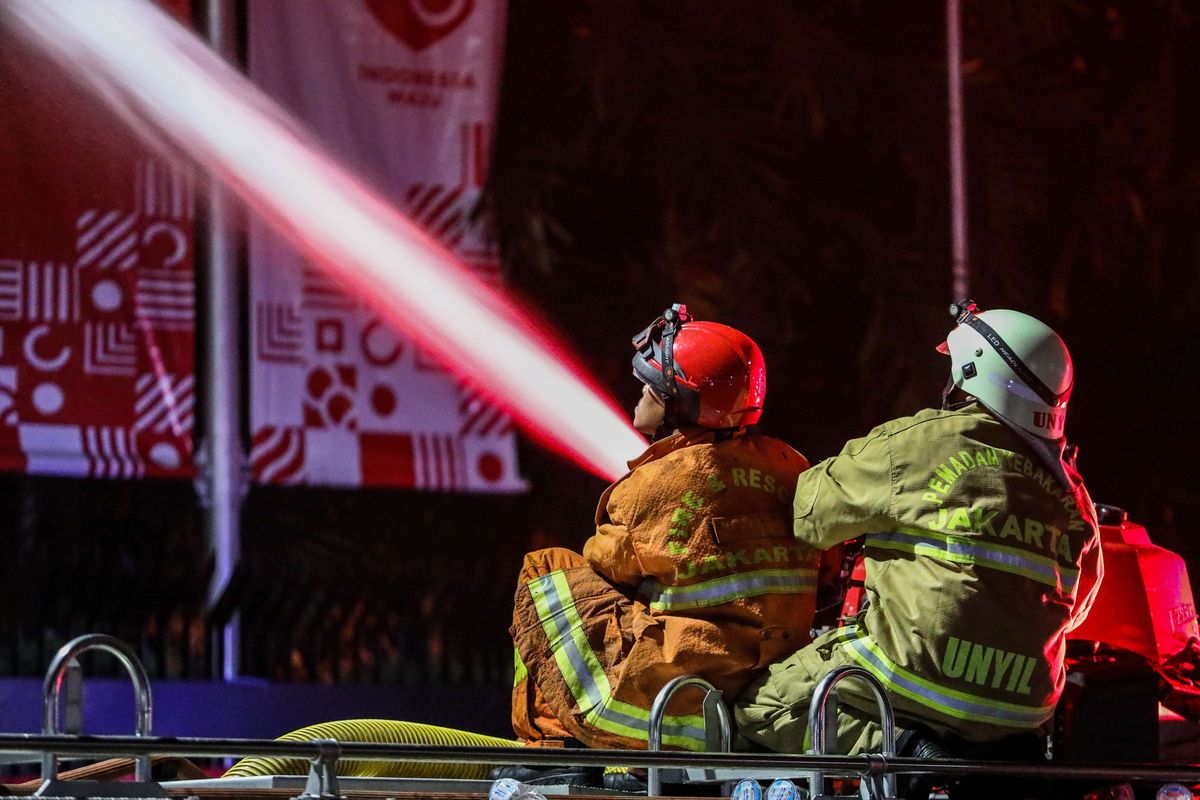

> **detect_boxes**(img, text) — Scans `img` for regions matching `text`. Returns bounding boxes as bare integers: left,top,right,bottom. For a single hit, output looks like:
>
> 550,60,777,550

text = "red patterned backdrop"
0,0,196,480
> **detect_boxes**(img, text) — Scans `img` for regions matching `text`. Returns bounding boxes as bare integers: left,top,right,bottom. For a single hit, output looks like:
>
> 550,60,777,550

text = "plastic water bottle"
489,777,548,800
1156,784,1193,800
731,778,762,800
766,778,801,800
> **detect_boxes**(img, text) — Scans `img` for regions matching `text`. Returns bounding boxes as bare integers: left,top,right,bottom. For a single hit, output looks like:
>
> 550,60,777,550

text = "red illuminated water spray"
1,0,646,482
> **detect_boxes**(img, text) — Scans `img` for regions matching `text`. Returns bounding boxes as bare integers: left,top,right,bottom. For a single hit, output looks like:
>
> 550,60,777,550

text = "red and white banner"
247,0,522,491
0,3,196,480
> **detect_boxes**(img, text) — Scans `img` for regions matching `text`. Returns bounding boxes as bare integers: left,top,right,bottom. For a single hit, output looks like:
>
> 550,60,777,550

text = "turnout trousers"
513,547,799,751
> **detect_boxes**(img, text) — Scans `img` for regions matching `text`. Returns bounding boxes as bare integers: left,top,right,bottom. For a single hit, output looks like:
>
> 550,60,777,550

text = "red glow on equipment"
1,0,647,482
1069,507,1199,664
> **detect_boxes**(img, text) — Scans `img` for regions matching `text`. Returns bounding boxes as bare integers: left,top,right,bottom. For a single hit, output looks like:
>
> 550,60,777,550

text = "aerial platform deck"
6,634,1200,800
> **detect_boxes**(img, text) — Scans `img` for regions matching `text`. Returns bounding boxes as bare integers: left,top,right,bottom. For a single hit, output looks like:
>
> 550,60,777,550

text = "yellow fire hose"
223,719,522,780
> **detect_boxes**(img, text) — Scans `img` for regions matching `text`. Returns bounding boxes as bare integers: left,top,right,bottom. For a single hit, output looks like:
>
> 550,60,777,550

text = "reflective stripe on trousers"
528,570,708,750
833,627,1055,729
513,647,528,687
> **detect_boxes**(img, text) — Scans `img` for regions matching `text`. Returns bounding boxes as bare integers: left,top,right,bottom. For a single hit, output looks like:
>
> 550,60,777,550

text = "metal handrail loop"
805,665,896,799
647,675,733,796
41,634,154,784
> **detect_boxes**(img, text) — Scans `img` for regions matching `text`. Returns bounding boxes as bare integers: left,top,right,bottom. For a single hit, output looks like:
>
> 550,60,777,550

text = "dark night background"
1,0,1198,740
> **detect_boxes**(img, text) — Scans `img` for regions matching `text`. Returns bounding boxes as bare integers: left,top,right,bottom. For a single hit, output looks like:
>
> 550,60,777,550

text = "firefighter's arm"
1066,528,1105,632
583,481,644,588
583,522,643,588
793,427,894,550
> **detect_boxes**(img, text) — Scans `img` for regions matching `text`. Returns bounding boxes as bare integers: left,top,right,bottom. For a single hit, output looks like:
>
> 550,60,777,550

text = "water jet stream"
1,0,646,482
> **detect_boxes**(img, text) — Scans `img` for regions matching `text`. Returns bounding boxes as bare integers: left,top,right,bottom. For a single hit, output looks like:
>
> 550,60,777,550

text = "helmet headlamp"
632,303,692,397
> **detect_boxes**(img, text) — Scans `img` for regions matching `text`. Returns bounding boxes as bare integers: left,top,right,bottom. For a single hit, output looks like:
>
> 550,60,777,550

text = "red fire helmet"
632,304,766,428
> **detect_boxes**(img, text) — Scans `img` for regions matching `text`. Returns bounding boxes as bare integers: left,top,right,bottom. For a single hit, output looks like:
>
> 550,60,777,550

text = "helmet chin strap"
651,396,682,441
941,376,974,410
649,393,733,441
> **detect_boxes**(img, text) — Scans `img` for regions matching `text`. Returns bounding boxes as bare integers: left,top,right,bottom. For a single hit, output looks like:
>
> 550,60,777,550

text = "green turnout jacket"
794,404,1103,740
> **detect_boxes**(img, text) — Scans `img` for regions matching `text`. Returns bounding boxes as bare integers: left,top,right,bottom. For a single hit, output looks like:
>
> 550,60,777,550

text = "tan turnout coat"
511,428,815,750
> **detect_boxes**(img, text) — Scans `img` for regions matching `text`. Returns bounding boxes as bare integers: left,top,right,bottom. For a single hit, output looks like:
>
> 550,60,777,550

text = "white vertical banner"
247,0,523,492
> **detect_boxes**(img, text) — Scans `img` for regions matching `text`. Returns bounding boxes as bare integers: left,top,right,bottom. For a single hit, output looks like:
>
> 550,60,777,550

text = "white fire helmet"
937,300,1073,440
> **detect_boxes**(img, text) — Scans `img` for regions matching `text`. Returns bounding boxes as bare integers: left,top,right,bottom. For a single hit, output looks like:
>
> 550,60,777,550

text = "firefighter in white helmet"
736,300,1104,762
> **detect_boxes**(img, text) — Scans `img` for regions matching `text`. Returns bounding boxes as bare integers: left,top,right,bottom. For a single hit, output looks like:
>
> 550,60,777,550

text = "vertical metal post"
946,0,970,300
202,0,244,682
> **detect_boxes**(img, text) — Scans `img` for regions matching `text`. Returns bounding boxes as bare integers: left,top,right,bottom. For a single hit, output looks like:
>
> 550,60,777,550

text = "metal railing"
646,675,733,795
2,734,1200,784
41,635,154,784
9,635,1200,795
807,665,897,799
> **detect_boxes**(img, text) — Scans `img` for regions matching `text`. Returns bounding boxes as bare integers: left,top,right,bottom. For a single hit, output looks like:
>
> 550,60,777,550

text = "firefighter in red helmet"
630,304,768,431
498,304,817,787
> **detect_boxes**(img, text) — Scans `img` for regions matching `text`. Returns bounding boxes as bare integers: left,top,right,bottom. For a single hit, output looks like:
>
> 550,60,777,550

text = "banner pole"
947,0,970,300
200,0,245,681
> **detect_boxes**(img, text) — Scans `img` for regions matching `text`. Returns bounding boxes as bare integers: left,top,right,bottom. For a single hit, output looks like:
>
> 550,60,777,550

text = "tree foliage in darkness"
488,0,1200,541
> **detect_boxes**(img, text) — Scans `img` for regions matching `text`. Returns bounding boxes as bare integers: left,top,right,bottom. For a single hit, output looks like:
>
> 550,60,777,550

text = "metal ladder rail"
806,665,896,800
647,675,733,796
41,634,154,785
0,734,1198,784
